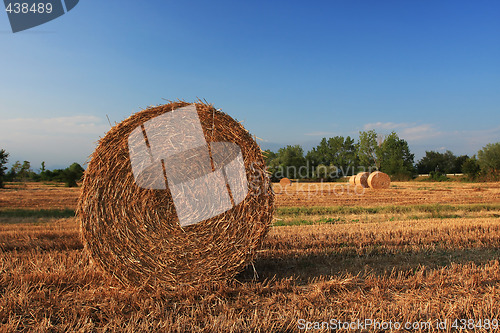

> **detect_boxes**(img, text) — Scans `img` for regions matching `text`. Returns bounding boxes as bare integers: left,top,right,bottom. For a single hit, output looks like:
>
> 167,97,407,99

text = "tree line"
0,149,84,188
264,130,500,181
1,132,499,188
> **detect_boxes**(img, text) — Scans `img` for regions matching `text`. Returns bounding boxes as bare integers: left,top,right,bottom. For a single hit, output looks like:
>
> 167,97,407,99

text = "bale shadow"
237,247,500,284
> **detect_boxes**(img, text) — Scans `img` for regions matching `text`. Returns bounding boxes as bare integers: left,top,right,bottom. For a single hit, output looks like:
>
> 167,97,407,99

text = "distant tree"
263,150,279,181
39,169,50,181
306,136,358,177
378,132,416,178
49,169,65,182
63,170,78,187
357,130,381,170
39,161,51,181
263,150,277,166
454,155,469,174
68,162,84,179
0,149,9,188
478,143,500,177
306,138,329,167
273,145,307,179
4,169,16,182
8,161,22,181
62,163,85,187
315,164,338,181
417,150,458,174
18,161,32,181
462,156,481,180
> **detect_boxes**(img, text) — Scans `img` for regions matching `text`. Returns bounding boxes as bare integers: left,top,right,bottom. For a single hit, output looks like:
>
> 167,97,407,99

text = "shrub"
462,157,480,180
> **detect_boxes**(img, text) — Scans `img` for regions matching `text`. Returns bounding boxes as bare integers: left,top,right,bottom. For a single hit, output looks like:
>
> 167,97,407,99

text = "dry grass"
275,181,500,207
0,183,79,210
3,181,500,210
1,183,500,331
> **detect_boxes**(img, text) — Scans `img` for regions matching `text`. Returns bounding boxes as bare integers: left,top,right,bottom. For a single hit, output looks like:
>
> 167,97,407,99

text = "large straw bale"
368,171,391,189
355,172,369,188
279,178,292,186
77,101,274,289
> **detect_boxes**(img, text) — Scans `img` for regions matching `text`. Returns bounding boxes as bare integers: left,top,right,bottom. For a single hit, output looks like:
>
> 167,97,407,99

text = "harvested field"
1,182,500,331
3,181,500,210
274,181,500,207
0,183,79,210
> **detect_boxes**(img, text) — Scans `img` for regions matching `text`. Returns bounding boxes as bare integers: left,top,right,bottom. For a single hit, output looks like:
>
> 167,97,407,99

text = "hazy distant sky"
1,0,499,169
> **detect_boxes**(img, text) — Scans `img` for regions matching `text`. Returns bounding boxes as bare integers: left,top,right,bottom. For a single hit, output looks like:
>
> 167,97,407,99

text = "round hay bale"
77,101,274,289
368,171,391,189
355,172,369,188
279,177,292,186
348,175,356,186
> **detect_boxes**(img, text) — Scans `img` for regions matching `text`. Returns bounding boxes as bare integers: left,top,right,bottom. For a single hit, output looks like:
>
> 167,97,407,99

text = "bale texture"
279,178,292,186
368,171,391,189
348,175,356,186
355,172,370,188
78,101,274,289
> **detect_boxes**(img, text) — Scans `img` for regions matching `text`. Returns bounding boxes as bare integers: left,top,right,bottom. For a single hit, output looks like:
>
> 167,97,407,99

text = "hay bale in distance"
348,175,356,186
355,172,369,188
279,178,292,186
368,171,391,189
77,101,274,289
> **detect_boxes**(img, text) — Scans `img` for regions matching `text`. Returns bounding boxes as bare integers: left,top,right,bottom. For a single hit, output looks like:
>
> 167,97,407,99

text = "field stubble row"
1,181,500,209
1,202,500,331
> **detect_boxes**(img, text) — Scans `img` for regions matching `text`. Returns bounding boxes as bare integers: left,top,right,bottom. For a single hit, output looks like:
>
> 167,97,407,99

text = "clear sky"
1,0,499,169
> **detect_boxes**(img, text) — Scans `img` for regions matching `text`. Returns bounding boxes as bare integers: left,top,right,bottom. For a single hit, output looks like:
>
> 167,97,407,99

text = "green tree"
454,155,469,174
18,161,32,181
306,138,329,167
462,156,480,180
49,169,65,182
62,163,85,187
8,161,22,181
378,132,415,178
315,164,338,181
357,130,381,170
68,162,84,179
262,150,279,181
306,136,358,178
0,149,9,188
39,161,51,181
338,136,359,176
263,150,277,166
478,143,500,177
273,145,307,179
417,150,458,174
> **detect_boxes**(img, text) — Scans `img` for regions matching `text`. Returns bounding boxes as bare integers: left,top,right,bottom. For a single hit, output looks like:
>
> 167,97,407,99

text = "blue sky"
1,0,499,169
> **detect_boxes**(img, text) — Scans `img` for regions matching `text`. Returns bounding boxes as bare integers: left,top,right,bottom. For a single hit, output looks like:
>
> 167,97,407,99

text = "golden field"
1,181,500,332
